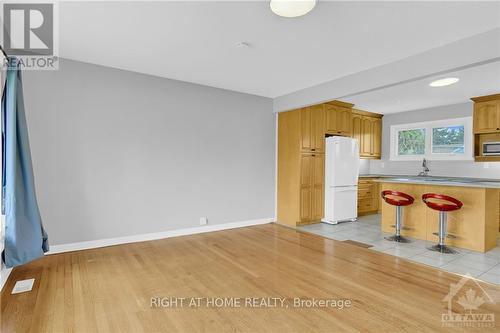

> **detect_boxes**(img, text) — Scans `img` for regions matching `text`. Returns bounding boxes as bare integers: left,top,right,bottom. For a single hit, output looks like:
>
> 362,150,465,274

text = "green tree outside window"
398,129,426,155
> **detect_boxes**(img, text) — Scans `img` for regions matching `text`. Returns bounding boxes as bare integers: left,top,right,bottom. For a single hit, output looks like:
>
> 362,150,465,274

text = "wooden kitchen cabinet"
358,178,380,215
299,107,312,152
278,108,326,226
300,154,325,223
471,94,500,162
473,98,500,134
299,154,314,222
353,110,382,159
277,100,381,226
312,153,325,222
371,118,382,157
361,117,373,156
324,101,353,136
352,113,362,146
300,105,325,153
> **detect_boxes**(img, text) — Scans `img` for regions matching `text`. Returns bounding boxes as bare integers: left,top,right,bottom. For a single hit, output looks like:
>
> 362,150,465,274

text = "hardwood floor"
2,223,500,332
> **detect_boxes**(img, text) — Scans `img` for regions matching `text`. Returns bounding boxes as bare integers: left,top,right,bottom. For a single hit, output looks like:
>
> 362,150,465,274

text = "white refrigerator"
321,136,360,224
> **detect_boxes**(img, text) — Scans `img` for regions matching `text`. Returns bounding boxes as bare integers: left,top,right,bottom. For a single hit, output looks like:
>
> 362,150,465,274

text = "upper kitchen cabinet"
471,93,500,162
300,105,326,153
372,117,382,157
324,101,353,136
472,94,500,134
352,109,383,159
352,113,363,154
361,117,373,156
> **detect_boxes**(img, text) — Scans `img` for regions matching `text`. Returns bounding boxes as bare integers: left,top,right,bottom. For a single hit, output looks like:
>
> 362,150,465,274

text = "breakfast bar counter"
375,177,500,252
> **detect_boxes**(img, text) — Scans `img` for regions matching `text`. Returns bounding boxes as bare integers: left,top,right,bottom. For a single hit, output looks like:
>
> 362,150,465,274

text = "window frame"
390,117,473,161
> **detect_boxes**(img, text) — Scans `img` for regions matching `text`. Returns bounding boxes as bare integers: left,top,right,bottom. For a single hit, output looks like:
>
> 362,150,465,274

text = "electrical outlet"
483,162,490,169
199,217,208,225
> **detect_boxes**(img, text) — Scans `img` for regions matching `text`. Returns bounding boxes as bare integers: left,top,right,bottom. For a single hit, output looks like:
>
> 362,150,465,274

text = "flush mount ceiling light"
429,77,460,87
270,0,317,18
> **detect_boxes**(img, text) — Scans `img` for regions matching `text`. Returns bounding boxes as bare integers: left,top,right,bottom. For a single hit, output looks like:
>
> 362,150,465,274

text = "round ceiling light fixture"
270,0,317,18
429,77,460,87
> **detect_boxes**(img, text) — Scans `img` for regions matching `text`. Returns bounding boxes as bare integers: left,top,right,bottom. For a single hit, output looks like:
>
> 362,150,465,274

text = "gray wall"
23,59,275,245
370,102,500,178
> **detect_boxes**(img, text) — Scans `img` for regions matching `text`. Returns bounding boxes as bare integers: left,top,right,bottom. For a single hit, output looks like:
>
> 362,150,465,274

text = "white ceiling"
59,1,500,99
344,60,500,114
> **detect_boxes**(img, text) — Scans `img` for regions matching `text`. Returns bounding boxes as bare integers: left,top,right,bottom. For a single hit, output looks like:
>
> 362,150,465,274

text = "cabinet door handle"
311,154,316,157
311,149,316,151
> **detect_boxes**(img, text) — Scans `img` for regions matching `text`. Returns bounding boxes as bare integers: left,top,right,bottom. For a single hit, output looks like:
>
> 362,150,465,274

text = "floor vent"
11,278,35,294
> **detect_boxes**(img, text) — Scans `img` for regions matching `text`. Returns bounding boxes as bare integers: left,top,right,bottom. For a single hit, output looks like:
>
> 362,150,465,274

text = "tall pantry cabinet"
278,101,354,226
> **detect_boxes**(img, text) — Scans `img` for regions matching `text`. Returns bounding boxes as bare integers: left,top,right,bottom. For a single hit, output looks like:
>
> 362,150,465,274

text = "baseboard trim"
47,218,275,255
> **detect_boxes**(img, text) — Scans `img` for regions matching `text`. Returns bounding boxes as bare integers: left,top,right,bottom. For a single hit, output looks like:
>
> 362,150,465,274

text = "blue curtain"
2,59,48,268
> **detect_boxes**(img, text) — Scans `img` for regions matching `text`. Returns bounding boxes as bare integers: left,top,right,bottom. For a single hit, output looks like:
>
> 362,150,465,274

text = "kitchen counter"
358,174,395,178
373,176,500,189
377,178,500,252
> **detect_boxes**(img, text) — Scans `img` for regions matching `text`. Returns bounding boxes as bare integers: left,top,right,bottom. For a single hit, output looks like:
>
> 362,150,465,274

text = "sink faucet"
418,158,430,176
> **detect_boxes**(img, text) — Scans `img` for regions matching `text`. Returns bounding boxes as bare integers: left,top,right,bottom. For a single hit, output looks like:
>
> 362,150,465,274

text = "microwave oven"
483,142,500,156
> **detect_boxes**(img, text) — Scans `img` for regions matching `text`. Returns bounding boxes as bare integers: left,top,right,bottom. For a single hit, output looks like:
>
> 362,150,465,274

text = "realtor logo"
1,2,58,69
442,275,496,328
3,3,53,55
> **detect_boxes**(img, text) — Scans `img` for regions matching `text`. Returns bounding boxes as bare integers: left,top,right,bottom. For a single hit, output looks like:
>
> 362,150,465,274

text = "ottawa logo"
442,275,497,328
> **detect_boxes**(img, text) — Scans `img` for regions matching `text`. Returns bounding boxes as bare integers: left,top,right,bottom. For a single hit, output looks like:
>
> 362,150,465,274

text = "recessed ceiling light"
270,0,317,18
429,77,459,87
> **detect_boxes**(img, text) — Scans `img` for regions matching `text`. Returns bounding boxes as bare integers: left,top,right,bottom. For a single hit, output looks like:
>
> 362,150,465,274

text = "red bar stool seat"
422,193,463,254
381,190,415,243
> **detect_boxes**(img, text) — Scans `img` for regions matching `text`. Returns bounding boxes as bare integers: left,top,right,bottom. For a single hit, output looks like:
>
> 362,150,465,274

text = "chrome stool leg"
385,206,411,243
427,211,458,254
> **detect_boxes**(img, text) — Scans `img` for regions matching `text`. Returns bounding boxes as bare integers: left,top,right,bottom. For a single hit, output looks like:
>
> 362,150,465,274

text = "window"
398,128,426,156
390,117,472,161
432,126,464,154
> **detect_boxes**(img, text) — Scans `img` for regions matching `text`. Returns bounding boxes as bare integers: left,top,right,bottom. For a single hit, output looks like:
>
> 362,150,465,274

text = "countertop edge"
374,178,500,189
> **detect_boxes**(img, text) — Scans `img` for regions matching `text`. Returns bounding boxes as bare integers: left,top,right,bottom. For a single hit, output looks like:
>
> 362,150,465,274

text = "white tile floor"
298,214,500,286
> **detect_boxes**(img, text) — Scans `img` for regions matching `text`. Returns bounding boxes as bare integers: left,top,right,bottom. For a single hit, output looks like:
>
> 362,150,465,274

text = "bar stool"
381,190,415,243
422,193,463,254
